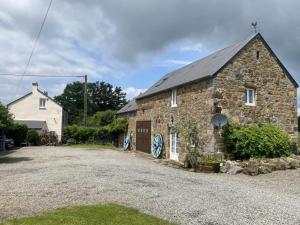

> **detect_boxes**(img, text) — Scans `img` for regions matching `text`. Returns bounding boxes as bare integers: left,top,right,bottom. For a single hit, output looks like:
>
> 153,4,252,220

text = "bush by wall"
62,118,128,144
222,122,292,159
27,129,40,146
66,138,76,145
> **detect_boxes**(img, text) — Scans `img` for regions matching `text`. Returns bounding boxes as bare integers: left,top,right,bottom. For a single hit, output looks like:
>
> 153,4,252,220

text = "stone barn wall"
214,37,298,142
135,79,216,162
120,35,298,163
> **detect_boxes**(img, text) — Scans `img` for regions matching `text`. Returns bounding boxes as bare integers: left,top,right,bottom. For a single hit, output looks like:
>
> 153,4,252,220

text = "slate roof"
6,92,32,107
16,120,47,129
136,33,298,100
117,33,298,114
117,99,137,114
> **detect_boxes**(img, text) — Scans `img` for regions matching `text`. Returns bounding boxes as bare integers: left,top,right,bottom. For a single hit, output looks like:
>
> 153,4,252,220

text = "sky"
0,0,300,111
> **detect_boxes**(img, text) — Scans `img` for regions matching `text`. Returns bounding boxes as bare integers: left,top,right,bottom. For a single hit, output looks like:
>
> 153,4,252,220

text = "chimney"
32,82,38,93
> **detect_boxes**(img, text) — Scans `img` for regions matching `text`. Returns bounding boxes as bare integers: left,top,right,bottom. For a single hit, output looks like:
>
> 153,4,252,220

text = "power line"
15,0,54,93
0,73,84,78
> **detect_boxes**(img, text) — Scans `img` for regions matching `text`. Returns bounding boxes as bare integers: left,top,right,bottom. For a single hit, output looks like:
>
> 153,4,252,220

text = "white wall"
8,84,63,141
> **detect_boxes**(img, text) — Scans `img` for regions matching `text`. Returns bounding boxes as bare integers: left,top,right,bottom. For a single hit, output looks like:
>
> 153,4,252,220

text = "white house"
7,83,66,141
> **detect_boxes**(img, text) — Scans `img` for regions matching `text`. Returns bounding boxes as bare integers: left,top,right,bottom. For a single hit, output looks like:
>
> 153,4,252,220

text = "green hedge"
62,118,127,144
222,122,292,159
88,110,116,126
66,138,77,145
27,129,40,146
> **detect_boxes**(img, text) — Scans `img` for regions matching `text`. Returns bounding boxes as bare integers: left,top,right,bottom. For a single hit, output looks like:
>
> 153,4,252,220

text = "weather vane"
251,21,258,33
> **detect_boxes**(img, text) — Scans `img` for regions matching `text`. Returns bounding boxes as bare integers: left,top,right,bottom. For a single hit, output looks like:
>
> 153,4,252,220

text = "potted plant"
199,155,221,173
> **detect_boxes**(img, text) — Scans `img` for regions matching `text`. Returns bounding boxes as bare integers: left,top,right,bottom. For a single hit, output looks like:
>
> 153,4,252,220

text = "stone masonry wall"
133,79,216,163
121,35,298,163
214,36,298,142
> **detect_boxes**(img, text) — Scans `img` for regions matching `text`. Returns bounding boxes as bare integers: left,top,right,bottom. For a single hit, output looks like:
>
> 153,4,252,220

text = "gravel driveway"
0,147,300,225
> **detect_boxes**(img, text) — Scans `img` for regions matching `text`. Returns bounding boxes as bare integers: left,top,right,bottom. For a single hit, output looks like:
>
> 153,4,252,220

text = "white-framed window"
244,88,256,106
170,130,179,161
171,89,177,107
39,98,46,109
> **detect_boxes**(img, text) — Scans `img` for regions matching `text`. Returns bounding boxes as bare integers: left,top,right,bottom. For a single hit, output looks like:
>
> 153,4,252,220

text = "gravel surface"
0,146,300,225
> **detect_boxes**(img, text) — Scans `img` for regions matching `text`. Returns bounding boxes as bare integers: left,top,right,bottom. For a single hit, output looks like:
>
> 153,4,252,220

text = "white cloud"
124,87,147,100
0,0,117,104
0,0,299,110
165,59,192,66
47,83,66,97
180,42,203,53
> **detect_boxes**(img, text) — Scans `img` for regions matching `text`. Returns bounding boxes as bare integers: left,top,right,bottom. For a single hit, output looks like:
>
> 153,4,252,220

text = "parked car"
5,138,14,149
20,141,29,146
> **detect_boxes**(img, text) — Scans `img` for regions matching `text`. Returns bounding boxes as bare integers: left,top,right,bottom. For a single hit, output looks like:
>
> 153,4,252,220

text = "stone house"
7,83,66,141
117,33,298,163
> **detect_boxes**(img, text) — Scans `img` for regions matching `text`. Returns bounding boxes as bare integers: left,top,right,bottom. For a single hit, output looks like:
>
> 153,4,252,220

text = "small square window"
39,98,46,108
171,89,177,107
244,88,256,106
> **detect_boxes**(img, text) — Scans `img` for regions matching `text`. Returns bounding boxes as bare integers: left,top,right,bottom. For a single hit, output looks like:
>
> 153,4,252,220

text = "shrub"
222,122,292,159
172,116,203,168
94,127,111,143
222,122,242,153
62,118,128,145
66,138,76,145
107,118,128,138
0,102,13,133
76,127,95,143
6,123,28,146
27,129,40,146
88,110,116,126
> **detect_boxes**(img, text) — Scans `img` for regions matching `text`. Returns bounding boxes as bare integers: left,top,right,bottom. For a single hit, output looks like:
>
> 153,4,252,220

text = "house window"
244,88,256,106
39,98,46,108
171,89,177,107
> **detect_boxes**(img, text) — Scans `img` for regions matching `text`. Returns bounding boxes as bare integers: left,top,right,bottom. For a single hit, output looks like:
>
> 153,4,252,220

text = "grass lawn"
0,156,32,164
0,204,176,225
69,143,120,150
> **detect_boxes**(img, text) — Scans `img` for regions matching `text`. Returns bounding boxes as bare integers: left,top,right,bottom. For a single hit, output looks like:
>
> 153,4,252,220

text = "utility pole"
84,75,88,127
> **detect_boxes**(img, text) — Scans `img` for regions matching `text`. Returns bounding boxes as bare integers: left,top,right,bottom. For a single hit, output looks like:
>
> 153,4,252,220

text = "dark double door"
136,121,151,153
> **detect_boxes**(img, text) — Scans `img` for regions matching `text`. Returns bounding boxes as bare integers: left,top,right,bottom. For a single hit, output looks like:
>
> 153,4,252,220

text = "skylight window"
155,77,168,87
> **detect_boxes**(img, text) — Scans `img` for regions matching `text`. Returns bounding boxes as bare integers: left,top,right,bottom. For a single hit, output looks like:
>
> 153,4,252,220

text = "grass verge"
69,143,120,150
0,204,175,225
0,156,32,164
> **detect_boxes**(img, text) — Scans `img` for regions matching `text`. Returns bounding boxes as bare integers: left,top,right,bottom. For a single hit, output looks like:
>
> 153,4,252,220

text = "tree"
0,102,13,133
88,110,116,127
54,82,85,125
54,81,127,124
90,82,127,112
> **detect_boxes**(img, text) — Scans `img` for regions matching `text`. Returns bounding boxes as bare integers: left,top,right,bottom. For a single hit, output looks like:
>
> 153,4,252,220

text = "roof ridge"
166,34,257,78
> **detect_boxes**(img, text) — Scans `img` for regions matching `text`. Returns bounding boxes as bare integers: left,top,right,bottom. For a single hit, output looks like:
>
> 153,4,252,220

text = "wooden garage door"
136,121,151,153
